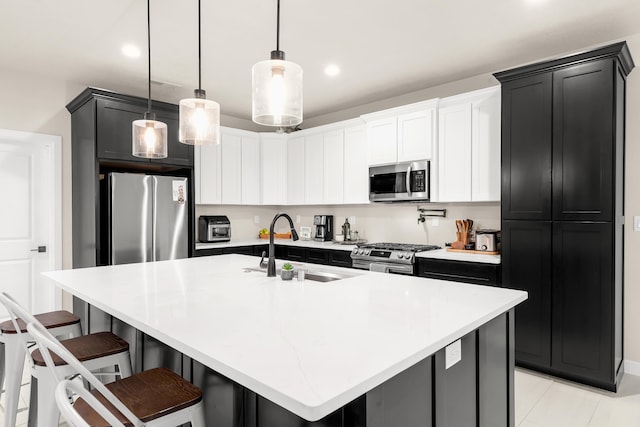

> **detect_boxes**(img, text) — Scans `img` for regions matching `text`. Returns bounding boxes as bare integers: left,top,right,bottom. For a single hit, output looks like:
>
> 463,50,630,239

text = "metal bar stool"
0,293,133,427
1,308,82,427
29,321,205,427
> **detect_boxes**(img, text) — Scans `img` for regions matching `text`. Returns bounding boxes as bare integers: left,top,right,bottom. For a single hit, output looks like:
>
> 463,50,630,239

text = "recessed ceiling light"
121,44,141,58
324,64,341,77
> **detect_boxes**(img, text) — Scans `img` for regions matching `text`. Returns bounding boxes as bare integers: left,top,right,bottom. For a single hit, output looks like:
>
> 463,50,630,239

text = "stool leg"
191,402,206,427
35,368,59,427
117,351,133,378
4,336,25,427
0,341,5,401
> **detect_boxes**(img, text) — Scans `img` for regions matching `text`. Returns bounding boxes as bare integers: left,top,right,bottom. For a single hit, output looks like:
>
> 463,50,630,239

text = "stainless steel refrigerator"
108,172,188,265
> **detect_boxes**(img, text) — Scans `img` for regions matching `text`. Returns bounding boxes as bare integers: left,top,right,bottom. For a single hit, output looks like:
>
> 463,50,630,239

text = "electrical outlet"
254,216,260,225
635,216,640,232
349,216,356,226
296,215,301,224
431,217,440,227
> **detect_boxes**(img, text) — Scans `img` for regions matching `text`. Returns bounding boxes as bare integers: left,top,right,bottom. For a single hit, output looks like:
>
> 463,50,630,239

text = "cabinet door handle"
30,246,47,253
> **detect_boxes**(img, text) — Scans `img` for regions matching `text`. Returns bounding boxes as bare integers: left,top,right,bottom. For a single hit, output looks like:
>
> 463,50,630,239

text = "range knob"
397,253,404,259
365,249,371,255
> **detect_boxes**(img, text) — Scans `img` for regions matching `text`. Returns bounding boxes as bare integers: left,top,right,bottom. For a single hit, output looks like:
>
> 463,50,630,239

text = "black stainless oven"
369,160,430,202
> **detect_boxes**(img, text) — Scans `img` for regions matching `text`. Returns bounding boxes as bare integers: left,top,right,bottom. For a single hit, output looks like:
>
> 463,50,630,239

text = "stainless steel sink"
243,266,356,283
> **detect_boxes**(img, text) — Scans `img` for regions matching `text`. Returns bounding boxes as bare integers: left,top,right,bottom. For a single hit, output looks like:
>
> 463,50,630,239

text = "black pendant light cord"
147,0,152,113
276,0,280,51
198,0,202,91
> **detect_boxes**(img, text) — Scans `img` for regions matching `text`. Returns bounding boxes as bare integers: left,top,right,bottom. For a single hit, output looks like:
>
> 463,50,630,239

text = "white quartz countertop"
44,255,524,421
196,238,357,251
416,248,502,264
196,239,501,263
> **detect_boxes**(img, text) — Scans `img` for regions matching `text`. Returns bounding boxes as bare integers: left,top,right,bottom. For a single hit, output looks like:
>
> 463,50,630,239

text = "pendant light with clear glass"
132,0,168,159
179,0,220,145
252,0,303,127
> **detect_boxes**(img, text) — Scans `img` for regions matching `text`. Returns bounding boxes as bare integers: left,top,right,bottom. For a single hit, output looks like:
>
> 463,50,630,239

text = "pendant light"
179,0,220,145
252,0,303,127
132,0,167,158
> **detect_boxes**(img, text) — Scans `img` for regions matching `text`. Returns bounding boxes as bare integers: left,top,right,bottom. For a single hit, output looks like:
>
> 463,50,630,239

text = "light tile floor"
515,368,640,427
1,364,639,426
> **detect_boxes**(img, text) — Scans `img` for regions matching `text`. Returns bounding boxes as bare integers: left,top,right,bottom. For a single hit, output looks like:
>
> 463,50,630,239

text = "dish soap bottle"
342,218,351,241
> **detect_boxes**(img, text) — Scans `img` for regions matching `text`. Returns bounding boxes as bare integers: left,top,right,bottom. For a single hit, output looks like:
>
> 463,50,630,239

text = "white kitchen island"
43,254,526,427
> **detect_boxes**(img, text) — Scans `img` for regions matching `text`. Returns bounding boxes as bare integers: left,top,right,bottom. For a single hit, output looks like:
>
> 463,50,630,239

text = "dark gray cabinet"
552,222,616,384
495,42,633,391
416,258,500,286
500,73,552,221
501,220,551,368
66,88,195,268
552,61,615,222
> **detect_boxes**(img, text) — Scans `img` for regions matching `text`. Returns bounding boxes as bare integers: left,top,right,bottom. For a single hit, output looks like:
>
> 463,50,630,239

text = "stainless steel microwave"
369,160,430,202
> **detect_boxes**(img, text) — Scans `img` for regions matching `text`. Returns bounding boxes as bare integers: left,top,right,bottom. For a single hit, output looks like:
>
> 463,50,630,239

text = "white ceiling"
1,0,639,126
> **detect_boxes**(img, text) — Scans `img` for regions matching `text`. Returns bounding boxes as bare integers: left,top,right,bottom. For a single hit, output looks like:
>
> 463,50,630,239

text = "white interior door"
0,130,61,319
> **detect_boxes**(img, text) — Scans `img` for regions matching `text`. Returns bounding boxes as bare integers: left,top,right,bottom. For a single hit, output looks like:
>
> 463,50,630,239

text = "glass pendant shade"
252,56,303,127
179,90,221,145
132,0,167,159
132,114,168,158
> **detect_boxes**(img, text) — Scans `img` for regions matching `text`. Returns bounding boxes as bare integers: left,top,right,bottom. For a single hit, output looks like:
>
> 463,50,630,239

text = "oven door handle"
369,263,390,273
406,165,412,197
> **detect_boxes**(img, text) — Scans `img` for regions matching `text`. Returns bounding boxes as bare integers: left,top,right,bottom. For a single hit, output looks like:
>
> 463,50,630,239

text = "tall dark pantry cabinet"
495,42,634,391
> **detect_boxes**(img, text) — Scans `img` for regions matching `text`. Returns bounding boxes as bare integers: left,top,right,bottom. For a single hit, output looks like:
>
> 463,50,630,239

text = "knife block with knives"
451,219,473,250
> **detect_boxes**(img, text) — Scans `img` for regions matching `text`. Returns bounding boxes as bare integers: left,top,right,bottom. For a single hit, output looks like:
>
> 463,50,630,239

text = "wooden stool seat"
0,310,80,334
73,367,203,426
31,332,129,366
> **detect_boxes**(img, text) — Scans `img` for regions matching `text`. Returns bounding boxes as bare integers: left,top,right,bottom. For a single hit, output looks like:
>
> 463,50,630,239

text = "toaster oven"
198,216,231,243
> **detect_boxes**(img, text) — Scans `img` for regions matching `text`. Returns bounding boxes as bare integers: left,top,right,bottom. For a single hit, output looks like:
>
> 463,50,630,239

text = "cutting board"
446,248,500,255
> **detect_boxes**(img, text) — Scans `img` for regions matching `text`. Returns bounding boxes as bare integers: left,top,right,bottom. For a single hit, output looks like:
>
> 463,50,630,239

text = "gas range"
350,242,441,275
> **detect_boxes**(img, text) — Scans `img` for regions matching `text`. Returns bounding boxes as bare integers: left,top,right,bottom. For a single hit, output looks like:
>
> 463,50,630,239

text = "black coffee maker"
313,215,333,241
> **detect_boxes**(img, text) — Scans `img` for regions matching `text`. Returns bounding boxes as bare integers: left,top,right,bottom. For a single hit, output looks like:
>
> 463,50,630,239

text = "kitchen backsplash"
196,203,500,246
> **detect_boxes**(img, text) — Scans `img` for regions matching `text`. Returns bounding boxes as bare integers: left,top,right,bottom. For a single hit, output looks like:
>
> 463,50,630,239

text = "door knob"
30,246,47,253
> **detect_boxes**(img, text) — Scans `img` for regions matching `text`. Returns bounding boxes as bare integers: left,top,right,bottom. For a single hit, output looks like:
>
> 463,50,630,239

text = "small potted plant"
280,263,294,281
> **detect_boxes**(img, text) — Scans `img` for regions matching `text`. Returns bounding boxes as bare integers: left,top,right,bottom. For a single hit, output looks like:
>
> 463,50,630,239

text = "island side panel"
435,331,477,427
366,355,433,427
478,311,510,427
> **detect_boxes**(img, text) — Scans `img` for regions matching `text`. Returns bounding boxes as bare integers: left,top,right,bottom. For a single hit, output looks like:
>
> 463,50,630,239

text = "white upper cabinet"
471,92,501,201
436,86,500,202
397,109,436,162
304,134,324,205
241,134,261,204
195,143,221,205
343,125,369,204
323,130,344,204
438,103,473,202
366,117,397,165
287,136,305,205
363,99,438,166
260,133,288,205
221,132,242,205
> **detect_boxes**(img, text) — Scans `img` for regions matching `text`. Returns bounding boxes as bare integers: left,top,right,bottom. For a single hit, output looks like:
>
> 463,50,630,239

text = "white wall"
197,203,500,246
